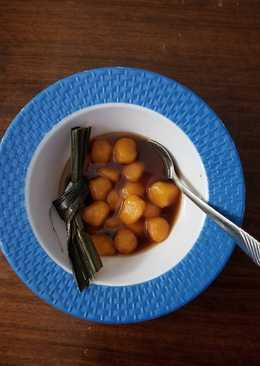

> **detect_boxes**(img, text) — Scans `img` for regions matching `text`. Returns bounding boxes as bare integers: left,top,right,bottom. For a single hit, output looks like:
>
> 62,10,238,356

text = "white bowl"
26,103,208,286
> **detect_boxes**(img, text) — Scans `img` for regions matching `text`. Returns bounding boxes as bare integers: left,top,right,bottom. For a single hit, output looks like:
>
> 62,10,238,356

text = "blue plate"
0,67,245,323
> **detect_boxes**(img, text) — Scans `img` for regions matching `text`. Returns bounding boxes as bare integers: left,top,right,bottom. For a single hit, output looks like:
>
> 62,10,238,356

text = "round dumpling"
148,181,179,208
143,202,161,218
92,234,116,256
119,195,146,225
122,162,144,182
106,189,122,210
114,137,137,164
146,217,170,242
114,228,138,254
97,167,120,182
127,220,145,237
81,201,110,226
89,176,112,201
104,216,122,229
91,139,112,163
121,181,145,199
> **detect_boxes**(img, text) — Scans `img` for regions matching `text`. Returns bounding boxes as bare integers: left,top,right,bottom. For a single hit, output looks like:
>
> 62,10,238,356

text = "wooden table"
1,1,260,365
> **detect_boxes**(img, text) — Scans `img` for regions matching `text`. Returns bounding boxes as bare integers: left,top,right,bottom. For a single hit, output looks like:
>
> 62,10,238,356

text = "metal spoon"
149,139,260,266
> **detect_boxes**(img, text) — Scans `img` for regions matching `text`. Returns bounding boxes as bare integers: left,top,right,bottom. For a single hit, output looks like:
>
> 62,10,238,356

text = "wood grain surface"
1,1,260,365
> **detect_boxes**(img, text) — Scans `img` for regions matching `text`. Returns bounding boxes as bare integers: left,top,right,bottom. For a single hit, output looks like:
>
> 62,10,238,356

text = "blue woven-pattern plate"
0,67,245,323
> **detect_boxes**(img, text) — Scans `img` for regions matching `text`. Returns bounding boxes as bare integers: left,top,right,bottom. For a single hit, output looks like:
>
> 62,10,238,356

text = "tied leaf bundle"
53,127,102,291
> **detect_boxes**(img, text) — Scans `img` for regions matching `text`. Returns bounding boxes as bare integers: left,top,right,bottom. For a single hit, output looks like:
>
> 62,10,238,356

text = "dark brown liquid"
60,132,181,254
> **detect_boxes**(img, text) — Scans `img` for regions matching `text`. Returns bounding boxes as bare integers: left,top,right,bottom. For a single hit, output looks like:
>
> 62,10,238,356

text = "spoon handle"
178,181,260,265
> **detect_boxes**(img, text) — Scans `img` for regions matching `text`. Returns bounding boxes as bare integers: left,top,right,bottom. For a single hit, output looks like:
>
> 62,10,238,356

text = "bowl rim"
25,102,208,286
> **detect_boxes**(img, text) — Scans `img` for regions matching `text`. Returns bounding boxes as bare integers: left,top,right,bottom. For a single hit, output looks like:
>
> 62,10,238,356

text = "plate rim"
0,66,245,323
